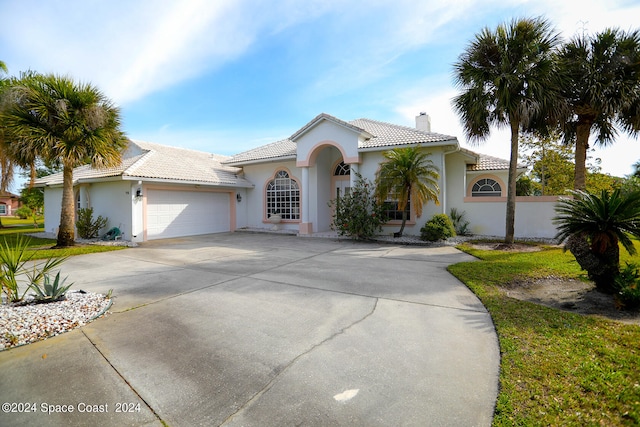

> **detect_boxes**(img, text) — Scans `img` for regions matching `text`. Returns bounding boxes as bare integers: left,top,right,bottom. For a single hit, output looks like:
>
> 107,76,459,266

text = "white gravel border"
0,291,112,351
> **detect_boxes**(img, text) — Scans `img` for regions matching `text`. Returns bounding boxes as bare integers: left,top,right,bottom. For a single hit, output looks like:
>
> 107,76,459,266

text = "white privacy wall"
462,198,560,239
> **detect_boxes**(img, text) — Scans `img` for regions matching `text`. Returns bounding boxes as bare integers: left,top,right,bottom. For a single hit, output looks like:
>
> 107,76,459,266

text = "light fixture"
236,193,242,202
135,188,143,199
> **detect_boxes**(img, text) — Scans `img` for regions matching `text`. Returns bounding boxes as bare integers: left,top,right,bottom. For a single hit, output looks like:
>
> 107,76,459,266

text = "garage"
146,190,231,240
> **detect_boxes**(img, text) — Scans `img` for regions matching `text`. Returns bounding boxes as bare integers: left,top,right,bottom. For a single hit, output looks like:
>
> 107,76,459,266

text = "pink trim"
262,167,302,222
464,195,561,203
296,140,360,167
299,222,313,234
467,174,507,197
229,192,237,231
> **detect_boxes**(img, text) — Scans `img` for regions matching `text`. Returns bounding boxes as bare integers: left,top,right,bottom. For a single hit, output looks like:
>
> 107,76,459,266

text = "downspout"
441,146,458,215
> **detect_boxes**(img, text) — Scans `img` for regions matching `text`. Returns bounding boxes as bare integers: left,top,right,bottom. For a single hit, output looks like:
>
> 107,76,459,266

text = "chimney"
415,112,431,132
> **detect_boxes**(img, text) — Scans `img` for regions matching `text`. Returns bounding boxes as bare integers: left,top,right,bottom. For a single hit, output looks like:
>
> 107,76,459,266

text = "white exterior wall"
131,182,144,241
42,181,132,238
462,197,560,238
443,151,468,216
295,120,361,165
240,160,301,232
234,187,249,230
87,181,133,239
358,149,446,237
43,187,63,235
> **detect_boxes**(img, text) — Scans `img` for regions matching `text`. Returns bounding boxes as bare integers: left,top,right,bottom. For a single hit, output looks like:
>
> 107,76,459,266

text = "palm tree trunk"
57,165,75,247
396,209,408,238
574,122,591,191
29,163,36,188
505,120,519,244
566,233,619,293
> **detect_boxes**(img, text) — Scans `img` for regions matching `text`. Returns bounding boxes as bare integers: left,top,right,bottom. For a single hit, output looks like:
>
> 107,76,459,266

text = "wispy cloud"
2,0,269,103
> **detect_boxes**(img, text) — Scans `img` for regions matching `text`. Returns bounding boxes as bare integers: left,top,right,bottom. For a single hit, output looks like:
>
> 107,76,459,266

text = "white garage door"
146,190,230,240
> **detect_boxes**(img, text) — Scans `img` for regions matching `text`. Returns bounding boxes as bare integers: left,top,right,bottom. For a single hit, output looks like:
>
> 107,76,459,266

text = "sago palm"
375,146,439,237
557,28,640,191
453,17,563,244
2,73,127,247
553,189,640,293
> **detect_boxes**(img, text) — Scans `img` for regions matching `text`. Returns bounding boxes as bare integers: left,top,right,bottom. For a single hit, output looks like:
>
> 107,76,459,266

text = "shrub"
449,208,471,236
15,206,33,220
420,214,456,241
329,173,388,240
554,189,640,293
76,208,108,239
30,271,73,303
0,235,67,303
614,263,640,310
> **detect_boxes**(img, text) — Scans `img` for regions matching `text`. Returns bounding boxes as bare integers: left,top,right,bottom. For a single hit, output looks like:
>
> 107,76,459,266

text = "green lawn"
0,216,125,258
449,242,640,426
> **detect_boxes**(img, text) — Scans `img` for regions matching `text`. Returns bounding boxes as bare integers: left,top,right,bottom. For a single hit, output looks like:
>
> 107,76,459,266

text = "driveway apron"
0,233,499,426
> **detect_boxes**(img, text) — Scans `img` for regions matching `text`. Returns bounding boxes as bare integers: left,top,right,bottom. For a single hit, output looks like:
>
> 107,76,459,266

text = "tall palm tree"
0,61,15,227
453,17,563,244
2,73,128,247
375,146,440,237
557,29,640,191
554,189,640,293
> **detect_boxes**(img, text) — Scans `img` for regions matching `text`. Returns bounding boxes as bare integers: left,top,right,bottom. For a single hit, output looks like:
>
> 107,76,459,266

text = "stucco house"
36,113,559,242
0,191,22,216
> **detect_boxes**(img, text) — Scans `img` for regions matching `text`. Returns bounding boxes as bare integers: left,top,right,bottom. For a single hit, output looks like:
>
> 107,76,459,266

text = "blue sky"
2,0,640,191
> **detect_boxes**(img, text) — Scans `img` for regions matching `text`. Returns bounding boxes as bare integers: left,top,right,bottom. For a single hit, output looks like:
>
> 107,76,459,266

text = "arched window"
266,170,300,220
334,161,350,176
472,178,502,197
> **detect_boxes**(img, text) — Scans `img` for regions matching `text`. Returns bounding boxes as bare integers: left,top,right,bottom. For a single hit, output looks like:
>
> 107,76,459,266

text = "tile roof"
467,153,526,171
35,140,254,188
224,115,458,165
349,118,457,149
291,113,371,141
219,138,297,165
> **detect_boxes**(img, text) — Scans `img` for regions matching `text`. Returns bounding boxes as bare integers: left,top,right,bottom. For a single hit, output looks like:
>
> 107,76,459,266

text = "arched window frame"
265,169,301,221
469,176,504,197
333,161,350,176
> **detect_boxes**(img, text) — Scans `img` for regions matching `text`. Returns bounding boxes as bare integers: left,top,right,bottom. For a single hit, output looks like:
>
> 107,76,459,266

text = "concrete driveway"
0,233,499,427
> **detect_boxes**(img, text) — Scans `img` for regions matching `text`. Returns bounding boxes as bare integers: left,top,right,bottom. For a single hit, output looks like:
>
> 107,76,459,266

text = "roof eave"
123,176,255,188
290,113,372,141
357,139,459,153
222,155,297,167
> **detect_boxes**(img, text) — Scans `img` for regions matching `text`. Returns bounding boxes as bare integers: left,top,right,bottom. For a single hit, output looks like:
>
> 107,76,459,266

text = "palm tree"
375,146,440,237
453,17,563,244
554,189,640,293
557,29,640,191
1,73,128,247
0,61,16,228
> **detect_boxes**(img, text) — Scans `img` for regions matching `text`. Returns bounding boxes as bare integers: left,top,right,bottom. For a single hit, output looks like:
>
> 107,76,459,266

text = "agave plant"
0,235,36,302
553,189,640,293
0,234,68,303
29,271,73,303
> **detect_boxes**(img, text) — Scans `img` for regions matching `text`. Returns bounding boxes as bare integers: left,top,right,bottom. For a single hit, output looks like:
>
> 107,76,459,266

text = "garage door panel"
146,190,230,239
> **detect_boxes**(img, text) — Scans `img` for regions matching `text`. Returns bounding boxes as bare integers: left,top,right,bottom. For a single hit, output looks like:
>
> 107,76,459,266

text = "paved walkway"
0,233,499,426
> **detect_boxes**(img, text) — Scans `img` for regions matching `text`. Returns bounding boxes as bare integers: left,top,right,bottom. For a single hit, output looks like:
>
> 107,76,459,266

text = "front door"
331,161,351,227
335,179,351,199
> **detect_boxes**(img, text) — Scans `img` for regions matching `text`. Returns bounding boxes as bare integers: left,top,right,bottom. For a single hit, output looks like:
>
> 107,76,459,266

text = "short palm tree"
453,17,563,244
2,73,128,247
557,29,640,191
553,189,640,293
375,146,439,237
